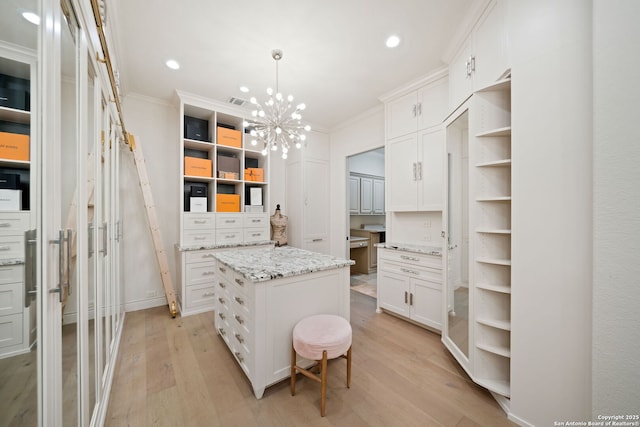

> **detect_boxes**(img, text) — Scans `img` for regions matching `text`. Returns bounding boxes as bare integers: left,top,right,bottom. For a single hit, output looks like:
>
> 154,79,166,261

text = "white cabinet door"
386,91,418,140
378,269,410,317
410,278,442,330
348,175,360,214
387,134,418,211
472,0,508,91
360,177,373,214
449,37,474,112
373,179,385,214
417,128,445,211
417,78,449,130
303,158,329,240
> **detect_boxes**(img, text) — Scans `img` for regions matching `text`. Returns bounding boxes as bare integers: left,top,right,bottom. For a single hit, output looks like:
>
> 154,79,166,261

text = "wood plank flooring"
105,291,515,426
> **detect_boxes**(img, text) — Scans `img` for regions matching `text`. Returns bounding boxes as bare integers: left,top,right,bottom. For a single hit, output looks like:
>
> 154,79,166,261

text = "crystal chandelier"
243,49,311,159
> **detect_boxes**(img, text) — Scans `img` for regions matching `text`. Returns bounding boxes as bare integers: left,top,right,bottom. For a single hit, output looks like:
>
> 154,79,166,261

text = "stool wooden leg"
320,350,328,417
290,344,297,396
346,346,352,388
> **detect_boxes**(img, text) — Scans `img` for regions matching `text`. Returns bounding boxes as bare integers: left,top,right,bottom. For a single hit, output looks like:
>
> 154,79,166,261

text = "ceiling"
108,1,485,130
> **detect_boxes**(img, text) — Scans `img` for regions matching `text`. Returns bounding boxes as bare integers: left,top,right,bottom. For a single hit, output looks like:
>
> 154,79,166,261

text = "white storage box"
0,190,21,211
189,197,207,213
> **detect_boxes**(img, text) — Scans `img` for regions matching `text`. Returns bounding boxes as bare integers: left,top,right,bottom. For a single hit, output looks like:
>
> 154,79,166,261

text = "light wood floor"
105,291,515,426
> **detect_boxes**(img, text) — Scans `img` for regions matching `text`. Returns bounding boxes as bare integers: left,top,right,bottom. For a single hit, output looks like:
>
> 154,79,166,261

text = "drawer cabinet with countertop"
376,244,443,331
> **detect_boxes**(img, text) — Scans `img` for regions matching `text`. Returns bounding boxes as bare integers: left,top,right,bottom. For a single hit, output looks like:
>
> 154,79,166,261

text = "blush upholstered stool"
290,314,352,417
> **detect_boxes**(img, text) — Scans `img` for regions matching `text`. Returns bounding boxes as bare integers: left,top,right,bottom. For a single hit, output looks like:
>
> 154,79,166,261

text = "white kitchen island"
212,246,353,399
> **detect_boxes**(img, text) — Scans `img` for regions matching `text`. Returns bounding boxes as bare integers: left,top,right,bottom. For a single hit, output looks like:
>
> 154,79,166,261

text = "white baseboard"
124,295,167,312
508,411,535,427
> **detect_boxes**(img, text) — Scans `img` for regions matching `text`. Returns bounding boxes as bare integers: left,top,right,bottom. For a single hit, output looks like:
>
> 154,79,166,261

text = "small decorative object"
270,204,288,246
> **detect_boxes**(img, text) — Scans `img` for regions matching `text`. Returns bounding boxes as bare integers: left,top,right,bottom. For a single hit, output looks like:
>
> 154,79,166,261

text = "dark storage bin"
184,116,209,142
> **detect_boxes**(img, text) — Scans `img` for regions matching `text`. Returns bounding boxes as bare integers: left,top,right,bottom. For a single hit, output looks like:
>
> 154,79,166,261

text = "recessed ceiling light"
386,35,401,48
165,59,180,70
240,86,249,93
22,11,41,25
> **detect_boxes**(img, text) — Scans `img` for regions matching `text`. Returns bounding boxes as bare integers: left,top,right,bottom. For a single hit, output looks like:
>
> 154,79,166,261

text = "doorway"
347,147,385,299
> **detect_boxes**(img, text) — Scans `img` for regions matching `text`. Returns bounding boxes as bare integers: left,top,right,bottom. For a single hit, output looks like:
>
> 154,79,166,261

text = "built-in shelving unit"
470,74,512,398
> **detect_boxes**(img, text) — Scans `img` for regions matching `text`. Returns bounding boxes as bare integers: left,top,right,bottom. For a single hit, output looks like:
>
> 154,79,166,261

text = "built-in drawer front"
230,305,252,339
243,228,269,243
216,261,235,285
0,264,23,285
185,250,217,264
215,295,231,330
231,329,252,379
230,287,253,320
216,213,243,229
0,235,24,259
230,270,250,297
243,214,268,228
379,249,442,270
183,229,216,246
0,312,23,348
379,260,442,284
185,283,215,309
183,213,215,230
215,229,243,245
0,282,22,316
185,262,217,287
0,212,29,235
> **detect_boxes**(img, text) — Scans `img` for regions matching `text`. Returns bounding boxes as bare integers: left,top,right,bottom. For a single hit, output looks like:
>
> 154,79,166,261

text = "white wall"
592,0,640,417
509,1,593,425
120,94,179,311
329,106,385,259
348,149,385,176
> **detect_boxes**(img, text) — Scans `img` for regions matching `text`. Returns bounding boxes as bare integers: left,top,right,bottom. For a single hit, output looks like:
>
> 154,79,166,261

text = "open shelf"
475,77,511,94
476,257,511,266
476,342,511,358
476,159,511,168
0,106,30,124
476,282,511,294
477,317,511,331
476,127,511,138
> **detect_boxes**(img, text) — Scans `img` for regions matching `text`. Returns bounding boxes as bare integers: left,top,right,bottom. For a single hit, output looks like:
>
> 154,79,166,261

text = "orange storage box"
217,127,242,148
184,156,212,177
216,194,240,212
0,132,29,161
244,168,264,182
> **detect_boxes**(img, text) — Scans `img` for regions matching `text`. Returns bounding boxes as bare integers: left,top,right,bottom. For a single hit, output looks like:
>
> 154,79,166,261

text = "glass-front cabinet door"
0,1,40,425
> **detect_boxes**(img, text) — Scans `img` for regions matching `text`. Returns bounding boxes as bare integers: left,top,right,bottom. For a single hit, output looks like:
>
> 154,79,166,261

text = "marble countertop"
213,246,355,282
375,242,442,256
177,240,274,252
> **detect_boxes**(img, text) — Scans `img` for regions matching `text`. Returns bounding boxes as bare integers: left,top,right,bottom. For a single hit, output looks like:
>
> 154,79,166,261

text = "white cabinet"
387,127,444,212
386,76,449,139
372,178,385,214
286,132,330,254
348,175,360,214
448,0,509,111
177,91,271,248
349,174,385,215
359,177,373,214
377,248,442,331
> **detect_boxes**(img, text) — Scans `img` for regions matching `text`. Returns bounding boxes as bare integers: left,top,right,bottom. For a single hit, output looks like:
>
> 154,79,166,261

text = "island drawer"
378,259,442,283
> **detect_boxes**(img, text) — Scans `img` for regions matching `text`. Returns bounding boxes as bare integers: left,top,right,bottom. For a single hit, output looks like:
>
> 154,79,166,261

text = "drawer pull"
203,271,216,276
400,255,419,261
251,233,261,237
234,351,244,363
234,296,245,305
219,266,226,273
235,278,244,287
410,293,414,306
251,219,260,223
202,292,215,298
400,268,419,275
224,220,236,224
404,291,408,304
194,220,206,224
194,236,206,241
219,328,226,336
218,297,225,304
0,246,10,251
224,234,235,239
218,281,226,289
234,314,244,325
235,333,244,344
218,312,226,320
0,222,11,227
202,253,215,258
